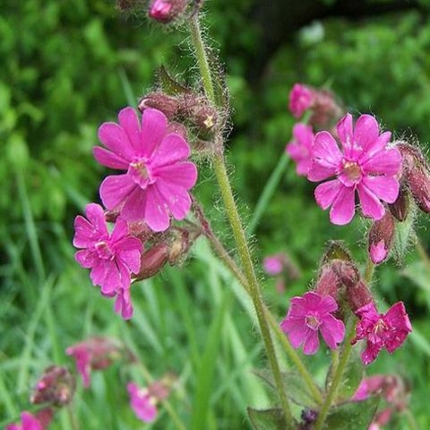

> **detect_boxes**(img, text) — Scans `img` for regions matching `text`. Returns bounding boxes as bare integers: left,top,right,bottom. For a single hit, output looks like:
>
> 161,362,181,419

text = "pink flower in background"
94,107,198,232
308,114,402,225
280,291,345,354
286,123,315,176
66,337,128,388
263,255,284,276
73,203,142,318
128,383,158,423
149,0,172,20
6,412,43,430
352,301,412,365
289,84,314,118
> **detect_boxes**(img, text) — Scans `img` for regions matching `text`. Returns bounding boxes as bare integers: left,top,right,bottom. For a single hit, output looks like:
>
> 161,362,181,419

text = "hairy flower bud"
398,142,430,213
138,92,180,119
179,94,218,134
136,243,170,279
388,186,410,222
148,0,188,23
368,211,395,265
30,366,76,406
346,280,373,313
314,263,342,298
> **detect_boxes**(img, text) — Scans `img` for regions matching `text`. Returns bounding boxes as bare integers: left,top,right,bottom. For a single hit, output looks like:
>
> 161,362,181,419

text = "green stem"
364,259,375,284
313,321,356,430
189,15,294,425
194,203,323,404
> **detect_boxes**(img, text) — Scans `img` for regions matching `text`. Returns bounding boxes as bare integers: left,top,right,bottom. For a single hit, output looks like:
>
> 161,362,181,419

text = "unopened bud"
346,280,373,312
179,94,218,134
138,92,180,119
332,260,360,289
148,0,188,23
398,143,430,213
368,211,395,265
388,187,410,222
30,366,76,406
136,243,170,279
314,263,342,298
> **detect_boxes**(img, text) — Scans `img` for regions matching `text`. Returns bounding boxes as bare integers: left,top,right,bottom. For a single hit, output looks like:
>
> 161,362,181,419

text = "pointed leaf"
393,204,416,264
324,397,379,429
156,65,190,96
322,241,353,264
247,407,288,430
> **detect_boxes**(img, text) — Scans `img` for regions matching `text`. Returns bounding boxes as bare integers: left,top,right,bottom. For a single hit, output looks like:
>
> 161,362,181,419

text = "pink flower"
6,412,43,430
128,383,158,423
66,337,128,388
308,114,402,225
352,301,412,365
149,0,172,20
286,123,315,176
73,203,143,319
94,107,198,232
289,84,314,118
263,255,284,276
280,292,345,355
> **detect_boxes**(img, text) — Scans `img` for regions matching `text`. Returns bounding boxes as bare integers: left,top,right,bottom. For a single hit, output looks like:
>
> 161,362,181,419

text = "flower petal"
99,175,136,211
312,131,343,168
303,330,320,355
361,148,402,176
314,180,343,210
143,186,170,232
140,108,168,157
357,183,386,220
156,162,198,190
330,185,356,225
336,113,353,156
98,122,135,161
118,107,142,154
151,133,191,167
93,146,130,170
361,176,399,204
353,114,380,153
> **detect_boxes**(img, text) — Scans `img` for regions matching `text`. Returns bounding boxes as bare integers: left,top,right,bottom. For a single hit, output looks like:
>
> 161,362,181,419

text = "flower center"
342,160,362,182
305,314,321,330
95,240,115,260
373,318,388,337
129,159,154,188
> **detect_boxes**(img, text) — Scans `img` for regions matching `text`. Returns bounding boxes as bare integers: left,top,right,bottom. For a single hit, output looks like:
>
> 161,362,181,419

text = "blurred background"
1,0,430,428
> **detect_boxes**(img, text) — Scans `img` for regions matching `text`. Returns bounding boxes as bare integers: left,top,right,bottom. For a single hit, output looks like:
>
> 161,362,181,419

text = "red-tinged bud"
30,366,76,406
314,263,342,298
136,243,170,279
388,187,410,222
332,260,360,289
138,92,180,119
368,211,395,265
179,94,218,134
346,280,373,312
148,0,188,23
35,408,54,428
398,143,430,213
167,121,188,140
309,89,344,128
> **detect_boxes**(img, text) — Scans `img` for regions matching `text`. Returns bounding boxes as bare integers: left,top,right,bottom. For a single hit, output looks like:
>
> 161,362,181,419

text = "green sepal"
156,65,190,96
247,407,290,430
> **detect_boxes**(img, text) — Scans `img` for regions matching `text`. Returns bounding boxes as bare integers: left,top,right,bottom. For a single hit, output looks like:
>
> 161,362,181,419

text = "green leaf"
253,369,320,409
322,241,353,264
247,407,288,430
156,65,189,96
393,203,416,264
324,397,379,429
402,260,430,293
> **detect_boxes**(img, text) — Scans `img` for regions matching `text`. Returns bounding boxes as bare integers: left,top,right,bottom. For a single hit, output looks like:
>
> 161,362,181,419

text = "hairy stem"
189,14,294,425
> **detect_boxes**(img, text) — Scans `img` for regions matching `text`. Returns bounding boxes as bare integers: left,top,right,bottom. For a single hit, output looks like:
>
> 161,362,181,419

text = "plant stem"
313,320,356,430
189,15,294,425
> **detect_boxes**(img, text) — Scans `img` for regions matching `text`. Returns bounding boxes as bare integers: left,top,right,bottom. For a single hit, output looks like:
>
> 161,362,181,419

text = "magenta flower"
308,114,402,225
263,255,284,276
6,412,43,430
280,292,345,355
352,301,412,365
73,203,143,318
66,337,126,388
94,107,198,232
286,123,315,176
289,84,314,118
128,383,158,423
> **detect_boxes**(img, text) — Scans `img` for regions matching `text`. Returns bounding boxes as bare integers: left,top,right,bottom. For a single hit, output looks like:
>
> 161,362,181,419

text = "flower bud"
136,243,170,279
148,0,188,23
398,143,430,213
346,280,373,313
368,211,395,265
314,262,342,298
179,94,218,134
138,92,180,119
30,366,76,406
388,187,410,222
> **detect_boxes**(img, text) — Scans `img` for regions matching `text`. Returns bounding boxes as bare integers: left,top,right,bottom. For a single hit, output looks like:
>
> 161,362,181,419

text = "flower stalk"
189,14,294,425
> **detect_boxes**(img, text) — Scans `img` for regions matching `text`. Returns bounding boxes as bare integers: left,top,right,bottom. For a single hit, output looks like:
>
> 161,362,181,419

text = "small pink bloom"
308,114,402,225
263,255,284,276
370,240,388,265
280,292,345,355
66,337,127,388
149,0,172,20
6,412,43,430
94,107,198,232
352,301,412,365
73,203,143,318
289,84,314,118
286,123,315,176
128,383,158,423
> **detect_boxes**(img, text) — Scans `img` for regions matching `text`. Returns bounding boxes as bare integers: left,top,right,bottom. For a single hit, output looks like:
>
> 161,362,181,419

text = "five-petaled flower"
280,291,345,355
73,203,143,319
94,107,198,232
352,301,412,365
308,113,402,225
286,123,315,176
128,383,158,423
